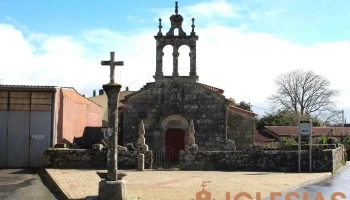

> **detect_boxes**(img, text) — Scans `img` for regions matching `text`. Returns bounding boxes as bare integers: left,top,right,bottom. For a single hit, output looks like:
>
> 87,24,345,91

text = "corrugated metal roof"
0,84,58,88
0,84,58,91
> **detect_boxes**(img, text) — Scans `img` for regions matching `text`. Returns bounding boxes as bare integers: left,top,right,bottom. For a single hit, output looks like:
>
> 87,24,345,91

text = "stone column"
138,154,145,171
137,120,149,153
172,47,179,77
188,119,195,144
189,46,197,77
155,44,164,76
98,83,127,200
137,120,150,170
185,119,198,152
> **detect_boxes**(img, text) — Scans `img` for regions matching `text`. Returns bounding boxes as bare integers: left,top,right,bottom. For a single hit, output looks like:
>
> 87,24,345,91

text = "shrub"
318,136,327,144
283,138,297,146
345,136,350,146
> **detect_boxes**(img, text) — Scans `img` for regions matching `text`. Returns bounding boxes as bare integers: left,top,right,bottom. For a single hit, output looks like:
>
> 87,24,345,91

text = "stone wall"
332,145,346,172
227,109,255,150
180,145,346,173
44,148,152,169
122,77,228,151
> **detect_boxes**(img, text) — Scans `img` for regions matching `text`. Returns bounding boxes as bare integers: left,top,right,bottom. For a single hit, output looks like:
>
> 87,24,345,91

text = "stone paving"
45,169,331,200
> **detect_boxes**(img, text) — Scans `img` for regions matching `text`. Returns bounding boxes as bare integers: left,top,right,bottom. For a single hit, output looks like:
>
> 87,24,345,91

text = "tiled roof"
229,105,257,116
254,131,273,143
264,126,350,136
198,83,224,94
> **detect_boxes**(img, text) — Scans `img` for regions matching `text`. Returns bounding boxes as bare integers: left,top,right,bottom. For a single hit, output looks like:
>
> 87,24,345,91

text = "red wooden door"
166,129,185,161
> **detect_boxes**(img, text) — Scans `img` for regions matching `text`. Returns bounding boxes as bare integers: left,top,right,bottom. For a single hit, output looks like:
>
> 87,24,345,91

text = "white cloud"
185,0,240,18
1,3,350,118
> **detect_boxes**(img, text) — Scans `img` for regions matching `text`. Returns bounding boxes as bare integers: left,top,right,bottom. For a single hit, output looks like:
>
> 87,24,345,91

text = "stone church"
119,2,256,152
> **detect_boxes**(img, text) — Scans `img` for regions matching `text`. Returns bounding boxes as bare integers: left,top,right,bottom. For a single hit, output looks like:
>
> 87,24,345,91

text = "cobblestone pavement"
46,169,331,200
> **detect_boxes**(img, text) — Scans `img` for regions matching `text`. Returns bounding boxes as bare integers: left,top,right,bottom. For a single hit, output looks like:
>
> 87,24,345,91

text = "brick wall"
56,88,102,144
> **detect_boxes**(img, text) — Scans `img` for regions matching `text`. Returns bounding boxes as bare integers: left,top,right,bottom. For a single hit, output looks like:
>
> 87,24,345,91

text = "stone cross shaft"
102,84,121,181
101,51,123,182
101,52,124,84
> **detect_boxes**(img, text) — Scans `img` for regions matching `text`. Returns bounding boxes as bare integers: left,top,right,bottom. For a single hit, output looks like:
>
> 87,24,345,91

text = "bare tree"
268,69,339,121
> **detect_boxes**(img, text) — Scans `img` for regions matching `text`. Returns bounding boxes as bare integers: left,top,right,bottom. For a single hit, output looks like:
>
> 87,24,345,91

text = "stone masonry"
120,2,256,152
179,144,346,173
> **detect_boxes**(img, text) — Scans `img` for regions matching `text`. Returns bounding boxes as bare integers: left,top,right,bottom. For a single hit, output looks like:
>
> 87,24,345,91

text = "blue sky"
0,0,350,120
1,0,349,44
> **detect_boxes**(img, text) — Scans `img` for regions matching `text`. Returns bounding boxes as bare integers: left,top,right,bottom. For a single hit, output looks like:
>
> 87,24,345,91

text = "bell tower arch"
154,1,199,78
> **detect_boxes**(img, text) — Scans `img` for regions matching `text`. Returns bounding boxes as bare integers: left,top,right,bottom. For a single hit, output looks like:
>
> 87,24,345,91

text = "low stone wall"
331,145,346,172
180,144,346,173
44,147,153,169
281,144,338,150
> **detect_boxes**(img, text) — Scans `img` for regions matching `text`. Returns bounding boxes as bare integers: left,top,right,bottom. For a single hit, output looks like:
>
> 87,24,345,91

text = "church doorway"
165,128,185,161
153,114,188,170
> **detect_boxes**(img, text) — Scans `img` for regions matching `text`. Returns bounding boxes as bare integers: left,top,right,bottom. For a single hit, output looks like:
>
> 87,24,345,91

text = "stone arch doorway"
160,114,189,161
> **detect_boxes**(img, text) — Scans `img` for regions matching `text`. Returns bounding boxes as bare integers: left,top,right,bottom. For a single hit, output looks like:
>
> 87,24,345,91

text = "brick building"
119,3,257,152
0,85,101,167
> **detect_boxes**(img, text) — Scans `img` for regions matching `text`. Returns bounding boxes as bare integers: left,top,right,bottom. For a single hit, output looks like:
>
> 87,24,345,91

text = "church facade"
120,2,256,152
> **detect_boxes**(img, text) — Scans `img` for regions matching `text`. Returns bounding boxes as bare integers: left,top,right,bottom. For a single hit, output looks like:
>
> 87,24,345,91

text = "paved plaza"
45,169,331,200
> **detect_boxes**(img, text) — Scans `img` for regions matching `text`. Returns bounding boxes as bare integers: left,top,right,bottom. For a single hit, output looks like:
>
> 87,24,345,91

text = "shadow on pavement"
38,168,67,200
7,168,66,199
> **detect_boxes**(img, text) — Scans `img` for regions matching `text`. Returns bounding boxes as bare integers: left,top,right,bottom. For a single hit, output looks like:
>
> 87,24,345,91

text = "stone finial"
158,18,163,36
175,1,178,15
188,119,195,144
191,18,196,35
138,120,145,145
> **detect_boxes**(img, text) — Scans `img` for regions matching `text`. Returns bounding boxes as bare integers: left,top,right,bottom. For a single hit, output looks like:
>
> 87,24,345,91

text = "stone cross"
99,52,126,200
101,52,124,84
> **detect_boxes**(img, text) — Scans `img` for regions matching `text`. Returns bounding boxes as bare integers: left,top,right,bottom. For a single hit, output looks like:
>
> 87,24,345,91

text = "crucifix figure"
101,52,124,84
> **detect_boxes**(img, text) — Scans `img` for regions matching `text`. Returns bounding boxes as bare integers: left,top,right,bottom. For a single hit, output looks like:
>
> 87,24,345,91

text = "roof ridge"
122,82,155,101
229,105,257,116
